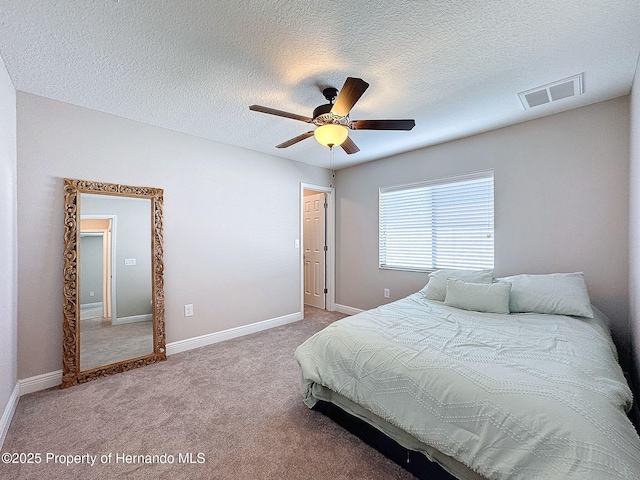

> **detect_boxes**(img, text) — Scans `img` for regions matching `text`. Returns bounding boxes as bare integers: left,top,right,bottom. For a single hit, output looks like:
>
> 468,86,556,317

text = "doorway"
301,183,335,312
80,216,116,323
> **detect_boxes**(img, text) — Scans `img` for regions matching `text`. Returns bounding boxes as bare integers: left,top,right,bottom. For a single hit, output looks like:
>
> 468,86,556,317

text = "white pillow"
497,272,594,318
421,269,494,301
444,279,511,314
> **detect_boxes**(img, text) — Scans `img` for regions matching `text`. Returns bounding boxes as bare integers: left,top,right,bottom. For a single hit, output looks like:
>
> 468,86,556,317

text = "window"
379,171,494,272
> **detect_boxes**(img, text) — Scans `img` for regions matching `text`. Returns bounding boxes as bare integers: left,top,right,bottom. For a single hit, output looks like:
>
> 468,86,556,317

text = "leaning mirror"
62,178,166,388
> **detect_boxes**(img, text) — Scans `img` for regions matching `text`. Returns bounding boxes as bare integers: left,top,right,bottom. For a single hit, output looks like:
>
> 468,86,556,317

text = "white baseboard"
334,304,364,315
15,311,304,396
0,382,20,449
80,302,102,308
19,370,62,396
112,313,153,325
166,311,303,355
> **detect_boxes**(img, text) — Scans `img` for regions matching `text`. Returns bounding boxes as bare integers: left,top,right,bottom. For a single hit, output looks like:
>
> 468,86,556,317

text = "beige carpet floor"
1,307,416,480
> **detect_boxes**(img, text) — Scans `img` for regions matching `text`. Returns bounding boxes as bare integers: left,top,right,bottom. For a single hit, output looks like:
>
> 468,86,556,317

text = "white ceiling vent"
518,73,584,110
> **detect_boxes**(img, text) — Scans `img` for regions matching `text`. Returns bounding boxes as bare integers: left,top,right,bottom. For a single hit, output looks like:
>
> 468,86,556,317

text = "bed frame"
626,366,640,434
313,400,456,480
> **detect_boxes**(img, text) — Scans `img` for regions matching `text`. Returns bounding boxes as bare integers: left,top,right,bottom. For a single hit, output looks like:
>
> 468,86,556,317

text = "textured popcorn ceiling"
0,0,639,169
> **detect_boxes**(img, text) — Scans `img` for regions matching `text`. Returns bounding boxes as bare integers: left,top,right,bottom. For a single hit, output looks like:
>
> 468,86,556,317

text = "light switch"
294,239,300,249
124,258,136,266
184,304,194,317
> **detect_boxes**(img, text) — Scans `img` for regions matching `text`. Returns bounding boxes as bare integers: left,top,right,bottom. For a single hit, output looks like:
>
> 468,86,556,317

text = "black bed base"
313,400,456,480
624,368,640,435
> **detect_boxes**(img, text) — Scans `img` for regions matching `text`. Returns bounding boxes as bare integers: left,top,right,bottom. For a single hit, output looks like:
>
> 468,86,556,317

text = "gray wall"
0,52,18,442
629,57,640,389
336,97,631,364
16,92,331,379
79,235,104,305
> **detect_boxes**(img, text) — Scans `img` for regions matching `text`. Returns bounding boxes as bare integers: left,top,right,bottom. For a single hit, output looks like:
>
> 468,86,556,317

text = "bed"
294,271,640,479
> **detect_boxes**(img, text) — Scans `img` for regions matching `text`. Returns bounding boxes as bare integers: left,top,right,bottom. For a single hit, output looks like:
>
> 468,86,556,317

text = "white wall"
629,56,640,387
0,55,17,444
336,97,631,363
16,92,331,379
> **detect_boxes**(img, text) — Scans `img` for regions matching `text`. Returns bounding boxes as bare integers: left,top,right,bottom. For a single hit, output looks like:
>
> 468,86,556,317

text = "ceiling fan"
249,77,415,155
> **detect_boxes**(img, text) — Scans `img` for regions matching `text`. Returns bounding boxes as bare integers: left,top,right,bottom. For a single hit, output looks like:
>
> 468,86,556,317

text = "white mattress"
295,294,640,479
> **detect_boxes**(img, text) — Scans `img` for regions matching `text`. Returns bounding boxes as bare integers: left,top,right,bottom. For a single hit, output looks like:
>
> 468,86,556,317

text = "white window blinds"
379,171,494,272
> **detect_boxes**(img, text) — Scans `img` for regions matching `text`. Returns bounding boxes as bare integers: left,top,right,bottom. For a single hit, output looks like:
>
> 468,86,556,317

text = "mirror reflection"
79,194,154,371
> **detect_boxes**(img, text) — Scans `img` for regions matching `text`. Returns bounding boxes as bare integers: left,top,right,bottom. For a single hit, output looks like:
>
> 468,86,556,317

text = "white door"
304,192,326,309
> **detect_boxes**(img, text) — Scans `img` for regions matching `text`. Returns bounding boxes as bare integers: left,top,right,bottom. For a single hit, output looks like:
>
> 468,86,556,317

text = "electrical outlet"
184,304,194,317
384,288,390,298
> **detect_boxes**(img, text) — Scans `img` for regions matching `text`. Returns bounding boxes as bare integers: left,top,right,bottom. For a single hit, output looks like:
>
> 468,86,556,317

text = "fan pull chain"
329,145,335,188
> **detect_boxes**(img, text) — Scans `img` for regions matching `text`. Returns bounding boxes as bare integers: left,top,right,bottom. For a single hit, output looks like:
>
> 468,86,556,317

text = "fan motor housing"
312,103,333,120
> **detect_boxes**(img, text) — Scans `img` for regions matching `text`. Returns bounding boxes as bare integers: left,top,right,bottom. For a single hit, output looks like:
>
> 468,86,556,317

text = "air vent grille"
518,73,583,110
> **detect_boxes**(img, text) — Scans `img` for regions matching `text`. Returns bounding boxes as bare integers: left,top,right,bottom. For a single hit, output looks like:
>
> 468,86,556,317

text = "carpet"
0,307,416,480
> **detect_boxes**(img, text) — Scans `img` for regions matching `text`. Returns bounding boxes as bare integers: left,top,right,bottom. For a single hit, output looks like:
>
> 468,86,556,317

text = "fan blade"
351,119,415,130
249,105,312,123
340,136,360,155
331,77,369,117
276,131,315,148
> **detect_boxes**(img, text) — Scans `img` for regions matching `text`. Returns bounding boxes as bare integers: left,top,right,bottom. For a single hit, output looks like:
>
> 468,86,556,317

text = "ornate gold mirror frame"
62,178,166,388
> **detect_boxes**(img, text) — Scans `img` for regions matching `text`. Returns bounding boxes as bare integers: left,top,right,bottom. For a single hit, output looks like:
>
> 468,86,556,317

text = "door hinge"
324,245,328,252
324,288,328,294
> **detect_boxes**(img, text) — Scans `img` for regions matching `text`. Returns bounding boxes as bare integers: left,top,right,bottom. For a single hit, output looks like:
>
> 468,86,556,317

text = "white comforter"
295,294,640,479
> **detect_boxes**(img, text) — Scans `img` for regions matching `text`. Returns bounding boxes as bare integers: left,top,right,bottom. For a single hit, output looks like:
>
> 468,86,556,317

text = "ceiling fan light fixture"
314,124,348,147
249,77,414,154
